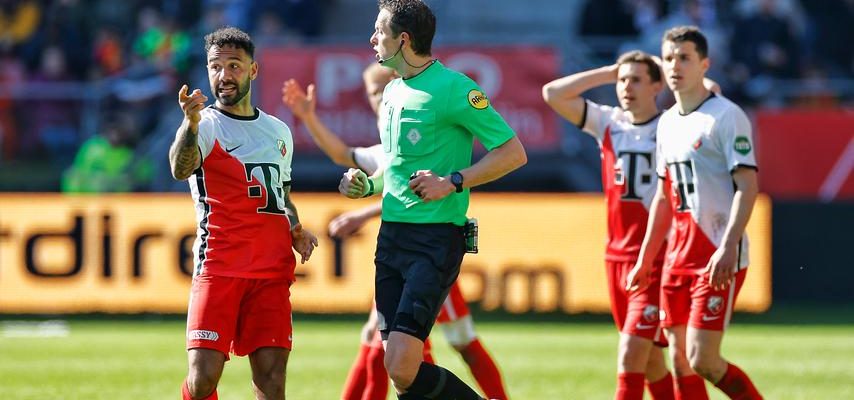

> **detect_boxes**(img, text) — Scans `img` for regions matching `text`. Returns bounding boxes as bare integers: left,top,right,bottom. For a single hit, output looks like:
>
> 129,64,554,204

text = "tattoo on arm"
169,123,201,180
282,185,300,228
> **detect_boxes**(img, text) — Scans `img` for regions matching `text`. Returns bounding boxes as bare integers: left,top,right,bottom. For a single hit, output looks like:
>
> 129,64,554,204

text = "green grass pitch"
1,308,853,399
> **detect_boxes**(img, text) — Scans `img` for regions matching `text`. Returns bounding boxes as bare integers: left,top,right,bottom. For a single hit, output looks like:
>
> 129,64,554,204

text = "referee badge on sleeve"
467,89,489,110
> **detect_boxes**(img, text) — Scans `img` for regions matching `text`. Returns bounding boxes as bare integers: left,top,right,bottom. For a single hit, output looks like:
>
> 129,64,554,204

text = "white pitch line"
819,137,854,202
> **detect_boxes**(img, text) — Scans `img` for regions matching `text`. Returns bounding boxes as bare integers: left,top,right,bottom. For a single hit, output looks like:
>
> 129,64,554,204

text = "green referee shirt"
378,60,516,225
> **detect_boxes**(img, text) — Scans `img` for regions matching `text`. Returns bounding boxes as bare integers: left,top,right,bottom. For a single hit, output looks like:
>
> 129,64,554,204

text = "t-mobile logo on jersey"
615,151,653,201
244,163,286,215
667,160,697,211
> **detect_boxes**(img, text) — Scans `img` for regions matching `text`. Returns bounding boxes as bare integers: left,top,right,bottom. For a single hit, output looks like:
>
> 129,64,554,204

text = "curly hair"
204,26,255,59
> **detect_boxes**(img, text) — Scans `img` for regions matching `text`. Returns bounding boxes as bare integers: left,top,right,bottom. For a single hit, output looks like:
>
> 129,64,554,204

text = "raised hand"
178,84,208,127
281,79,316,120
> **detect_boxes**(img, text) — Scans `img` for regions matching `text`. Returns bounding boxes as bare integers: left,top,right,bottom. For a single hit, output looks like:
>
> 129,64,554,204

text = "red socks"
647,373,675,400
615,372,645,400
182,378,217,400
714,363,762,400
341,344,371,400
460,339,508,399
363,345,389,400
423,338,435,364
675,375,709,400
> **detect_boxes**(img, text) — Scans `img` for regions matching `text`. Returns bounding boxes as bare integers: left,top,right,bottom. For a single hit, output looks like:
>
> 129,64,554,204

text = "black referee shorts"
374,221,466,342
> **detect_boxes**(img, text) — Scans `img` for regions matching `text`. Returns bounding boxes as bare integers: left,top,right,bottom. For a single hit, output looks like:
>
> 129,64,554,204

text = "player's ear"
250,60,259,81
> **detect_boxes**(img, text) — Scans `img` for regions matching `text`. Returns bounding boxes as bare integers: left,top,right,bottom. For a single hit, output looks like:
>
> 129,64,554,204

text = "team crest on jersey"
693,138,703,150
707,296,723,315
277,139,287,157
467,89,489,110
734,136,752,155
642,305,659,323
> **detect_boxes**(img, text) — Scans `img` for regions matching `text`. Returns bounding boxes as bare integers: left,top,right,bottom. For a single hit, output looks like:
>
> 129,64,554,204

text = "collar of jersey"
402,59,440,81
678,92,716,116
209,105,260,121
631,112,662,126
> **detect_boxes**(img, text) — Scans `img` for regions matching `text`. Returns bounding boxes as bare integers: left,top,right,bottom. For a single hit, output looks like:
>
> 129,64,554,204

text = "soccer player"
628,25,763,399
543,51,677,400
169,27,318,400
339,1,527,398
282,63,509,400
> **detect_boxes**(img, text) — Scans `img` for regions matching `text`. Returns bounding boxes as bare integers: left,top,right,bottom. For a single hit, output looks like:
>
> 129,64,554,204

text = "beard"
215,77,251,106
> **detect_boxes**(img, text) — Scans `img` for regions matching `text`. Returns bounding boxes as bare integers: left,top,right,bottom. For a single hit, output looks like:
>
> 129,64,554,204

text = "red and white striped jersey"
656,94,757,275
188,106,296,280
581,100,662,262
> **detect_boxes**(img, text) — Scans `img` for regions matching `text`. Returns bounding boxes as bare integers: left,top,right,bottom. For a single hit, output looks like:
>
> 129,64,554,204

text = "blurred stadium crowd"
0,0,850,192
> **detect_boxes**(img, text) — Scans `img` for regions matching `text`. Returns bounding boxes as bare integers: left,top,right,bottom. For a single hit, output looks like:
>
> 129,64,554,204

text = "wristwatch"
450,171,464,193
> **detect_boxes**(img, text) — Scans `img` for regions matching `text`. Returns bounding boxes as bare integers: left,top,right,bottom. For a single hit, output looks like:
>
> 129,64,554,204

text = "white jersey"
189,106,296,280
581,100,662,262
352,144,386,175
656,94,757,274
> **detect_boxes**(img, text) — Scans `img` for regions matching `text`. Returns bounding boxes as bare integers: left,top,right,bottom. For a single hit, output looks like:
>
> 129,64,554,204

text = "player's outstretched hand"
281,79,316,120
706,245,737,290
339,168,368,199
329,210,369,238
408,170,454,202
626,261,651,292
178,84,207,127
291,223,319,264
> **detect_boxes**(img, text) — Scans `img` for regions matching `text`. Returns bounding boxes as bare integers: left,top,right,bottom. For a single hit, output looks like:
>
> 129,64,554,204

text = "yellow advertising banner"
0,193,771,314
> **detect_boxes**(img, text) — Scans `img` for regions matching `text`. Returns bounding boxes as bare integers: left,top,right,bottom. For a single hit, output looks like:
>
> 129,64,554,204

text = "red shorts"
606,261,667,346
660,269,747,331
435,283,470,324
186,274,293,357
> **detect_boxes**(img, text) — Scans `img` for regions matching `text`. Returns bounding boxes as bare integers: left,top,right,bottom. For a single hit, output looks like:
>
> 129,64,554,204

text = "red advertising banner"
756,110,854,201
258,46,559,152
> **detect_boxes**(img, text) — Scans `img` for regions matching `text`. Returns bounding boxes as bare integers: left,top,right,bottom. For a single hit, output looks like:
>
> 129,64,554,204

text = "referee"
339,2,526,399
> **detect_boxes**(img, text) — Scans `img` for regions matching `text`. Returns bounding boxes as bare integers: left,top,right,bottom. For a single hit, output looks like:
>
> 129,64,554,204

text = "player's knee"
252,369,284,389
668,350,694,376
186,374,217,399
384,352,417,388
687,352,718,380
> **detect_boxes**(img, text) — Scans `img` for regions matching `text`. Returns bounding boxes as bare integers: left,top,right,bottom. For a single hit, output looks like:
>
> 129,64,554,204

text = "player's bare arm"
542,64,619,126
170,85,208,180
707,167,758,290
283,185,319,264
328,202,383,238
282,79,356,168
627,178,673,292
